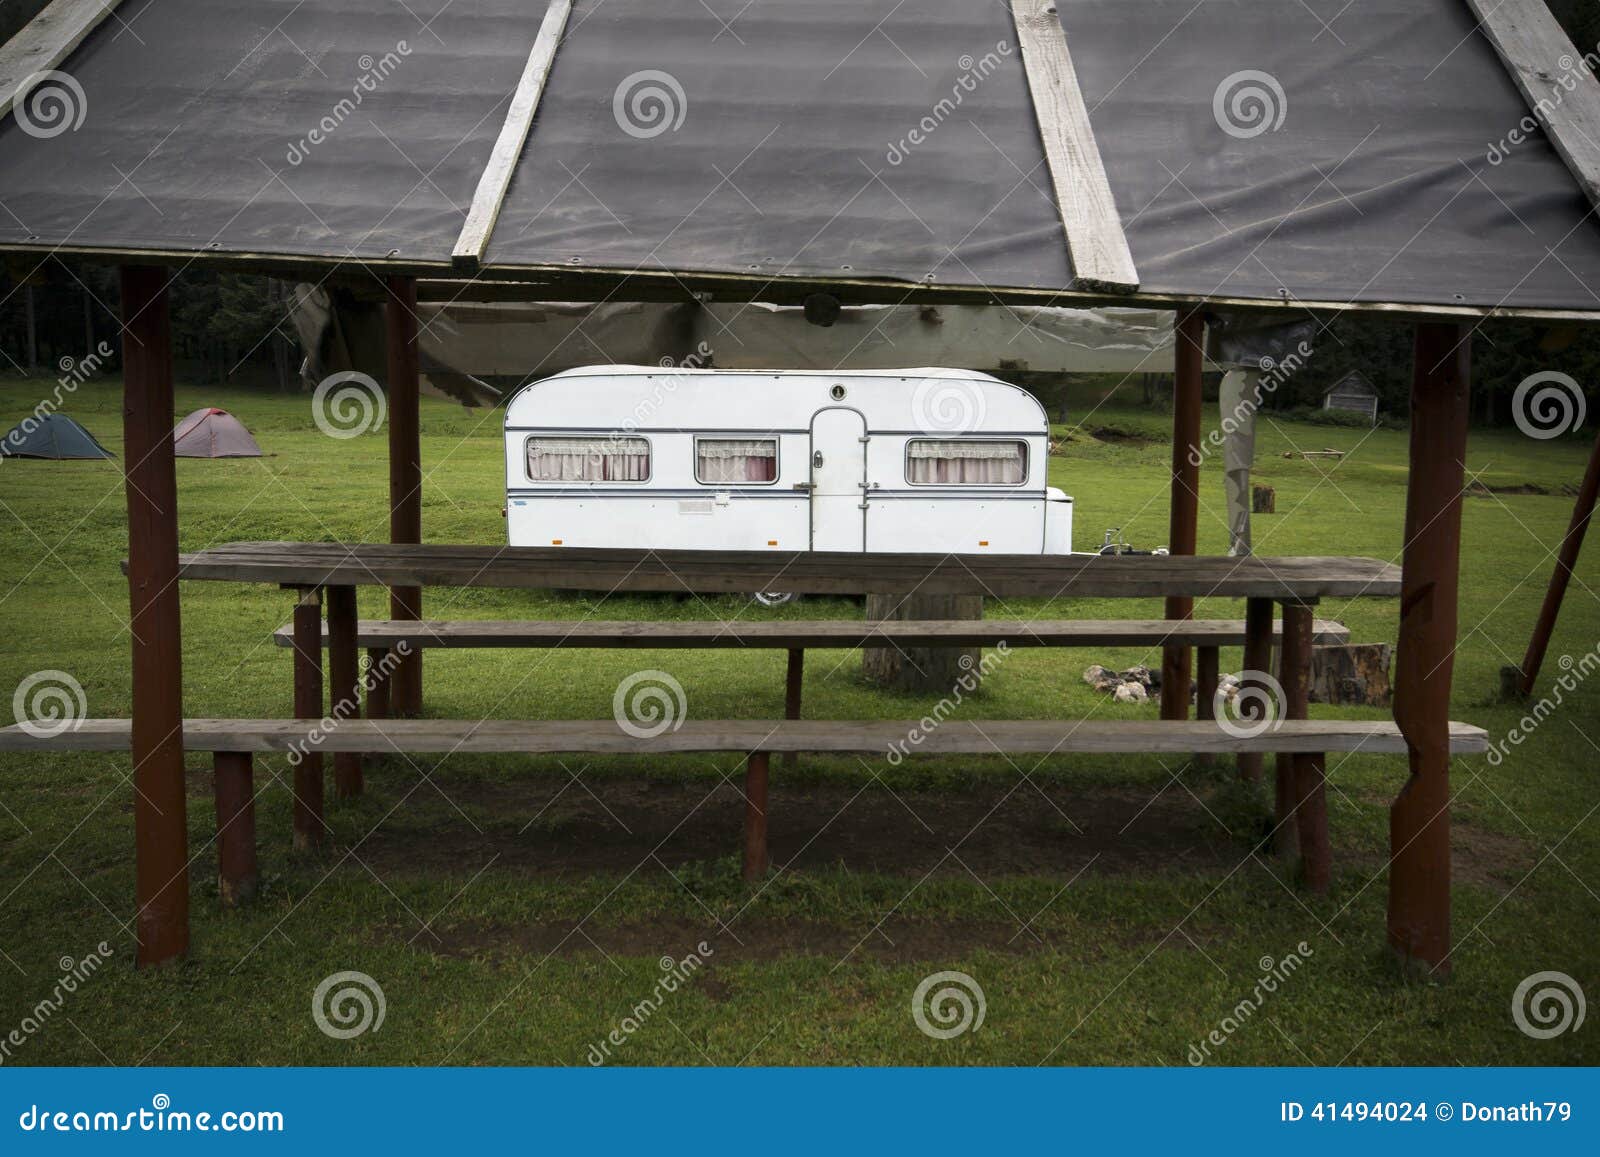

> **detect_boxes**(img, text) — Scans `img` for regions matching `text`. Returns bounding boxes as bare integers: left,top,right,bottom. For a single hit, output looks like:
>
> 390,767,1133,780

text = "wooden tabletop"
174,542,1402,599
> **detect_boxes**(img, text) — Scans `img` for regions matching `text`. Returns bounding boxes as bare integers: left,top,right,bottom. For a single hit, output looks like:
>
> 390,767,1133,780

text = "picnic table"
28,541,1478,904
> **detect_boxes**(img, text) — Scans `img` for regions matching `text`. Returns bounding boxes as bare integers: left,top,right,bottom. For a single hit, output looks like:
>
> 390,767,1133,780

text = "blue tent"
0,413,114,460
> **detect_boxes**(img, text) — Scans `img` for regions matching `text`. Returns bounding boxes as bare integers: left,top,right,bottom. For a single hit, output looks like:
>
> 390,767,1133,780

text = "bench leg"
743,751,770,883
291,587,326,851
783,648,803,771
1274,602,1314,862
366,647,391,720
326,585,363,800
214,751,258,907
1194,645,1220,764
1295,752,1330,893
1237,596,1274,782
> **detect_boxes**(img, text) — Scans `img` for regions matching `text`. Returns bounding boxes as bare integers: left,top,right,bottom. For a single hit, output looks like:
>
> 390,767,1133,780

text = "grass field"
0,374,1594,1067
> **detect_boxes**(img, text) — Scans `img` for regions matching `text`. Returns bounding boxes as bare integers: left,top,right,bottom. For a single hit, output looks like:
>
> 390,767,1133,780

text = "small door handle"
792,482,814,491
812,450,824,468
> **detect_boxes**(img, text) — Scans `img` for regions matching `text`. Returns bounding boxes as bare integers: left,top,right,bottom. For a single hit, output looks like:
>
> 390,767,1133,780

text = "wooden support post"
1280,604,1329,892
1273,601,1312,861
213,751,258,907
1162,309,1204,719
783,648,804,771
1517,425,1600,694
366,647,391,720
1237,596,1274,782
326,585,362,799
1389,322,1470,975
386,275,423,718
1194,644,1220,763
291,587,326,850
121,265,189,967
743,751,770,883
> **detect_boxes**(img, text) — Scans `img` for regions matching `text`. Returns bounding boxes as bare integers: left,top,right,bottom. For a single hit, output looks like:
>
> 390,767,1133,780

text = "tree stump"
862,593,983,691
1309,643,1392,707
1252,485,1276,513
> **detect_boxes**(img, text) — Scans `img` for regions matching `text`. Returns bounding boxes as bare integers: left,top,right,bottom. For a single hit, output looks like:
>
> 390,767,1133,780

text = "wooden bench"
272,616,1352,740
1,718,1488,893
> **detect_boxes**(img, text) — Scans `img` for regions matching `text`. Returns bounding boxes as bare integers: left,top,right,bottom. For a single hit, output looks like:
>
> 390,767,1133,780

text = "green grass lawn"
0,375,1594,1066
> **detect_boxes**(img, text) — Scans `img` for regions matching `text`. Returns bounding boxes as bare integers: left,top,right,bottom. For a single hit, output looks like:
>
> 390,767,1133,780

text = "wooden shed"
1323,371,1380,424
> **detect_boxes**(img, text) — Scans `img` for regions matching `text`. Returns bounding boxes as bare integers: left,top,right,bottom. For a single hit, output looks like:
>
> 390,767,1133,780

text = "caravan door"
809,407,867,551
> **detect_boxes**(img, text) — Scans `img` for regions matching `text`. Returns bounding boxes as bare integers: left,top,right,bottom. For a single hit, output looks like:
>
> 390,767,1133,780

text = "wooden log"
386,275,423,717
743,751,770,882
1162,310,1204,719
1309,642,1392,707
1252,485,1276,514
1389,322,1470,976
861,593,983,691
213,751,258,907
121,265,189,967
290,587,325,850
326,585,362,799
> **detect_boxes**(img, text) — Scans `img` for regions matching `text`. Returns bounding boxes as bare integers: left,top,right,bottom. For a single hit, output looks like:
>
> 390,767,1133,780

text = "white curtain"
907,440,1024,484
527,436,649,481
697,438,777,483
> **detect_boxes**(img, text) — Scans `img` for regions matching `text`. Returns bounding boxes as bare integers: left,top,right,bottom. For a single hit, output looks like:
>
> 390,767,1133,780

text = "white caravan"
503,367,1072,556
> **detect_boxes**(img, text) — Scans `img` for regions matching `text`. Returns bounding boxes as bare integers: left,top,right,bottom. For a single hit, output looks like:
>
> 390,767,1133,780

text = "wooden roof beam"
1011,0,1139,294
451,0,572,272
0,0,129,124
1468,0,1600,213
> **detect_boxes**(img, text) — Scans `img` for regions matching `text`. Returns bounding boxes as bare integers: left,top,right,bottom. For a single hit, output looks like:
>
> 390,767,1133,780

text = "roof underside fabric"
1,0,1599,313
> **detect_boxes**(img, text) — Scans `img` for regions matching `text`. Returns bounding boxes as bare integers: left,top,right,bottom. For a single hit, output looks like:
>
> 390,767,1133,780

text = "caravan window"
525,436,650,482
905,439,1026,485
695,438,778,484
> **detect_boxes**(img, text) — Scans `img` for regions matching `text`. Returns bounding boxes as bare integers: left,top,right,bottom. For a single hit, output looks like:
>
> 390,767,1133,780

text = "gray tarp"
2,0,1600,312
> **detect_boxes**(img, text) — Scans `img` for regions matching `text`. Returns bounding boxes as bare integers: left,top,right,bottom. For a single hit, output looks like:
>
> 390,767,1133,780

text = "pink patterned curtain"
527,437,649,481
697,439,777,483
907,440,1024,484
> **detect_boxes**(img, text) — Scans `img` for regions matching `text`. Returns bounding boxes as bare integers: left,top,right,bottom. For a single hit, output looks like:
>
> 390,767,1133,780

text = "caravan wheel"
753,591,799,608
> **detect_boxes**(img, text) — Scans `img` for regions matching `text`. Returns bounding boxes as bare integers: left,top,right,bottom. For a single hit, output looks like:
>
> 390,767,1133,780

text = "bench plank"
0,718,1488,756
175,542,1403,599
270,617,1352,649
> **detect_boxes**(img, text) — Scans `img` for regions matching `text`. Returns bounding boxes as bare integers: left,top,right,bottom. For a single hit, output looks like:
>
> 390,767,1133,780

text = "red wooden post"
121,265,189,966
1518,425,1600,694
743,751,770,882
213,751,258,907
1390,322,1470,975
1162,309,1204,719
783,648,804,770
291,587,326,850
1237,596,1274,782
326,585,362,799
386,275,423,718
1281,604,1329,892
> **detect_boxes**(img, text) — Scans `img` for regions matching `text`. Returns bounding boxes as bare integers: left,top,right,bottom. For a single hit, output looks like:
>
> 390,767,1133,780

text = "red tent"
172,408,262,458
